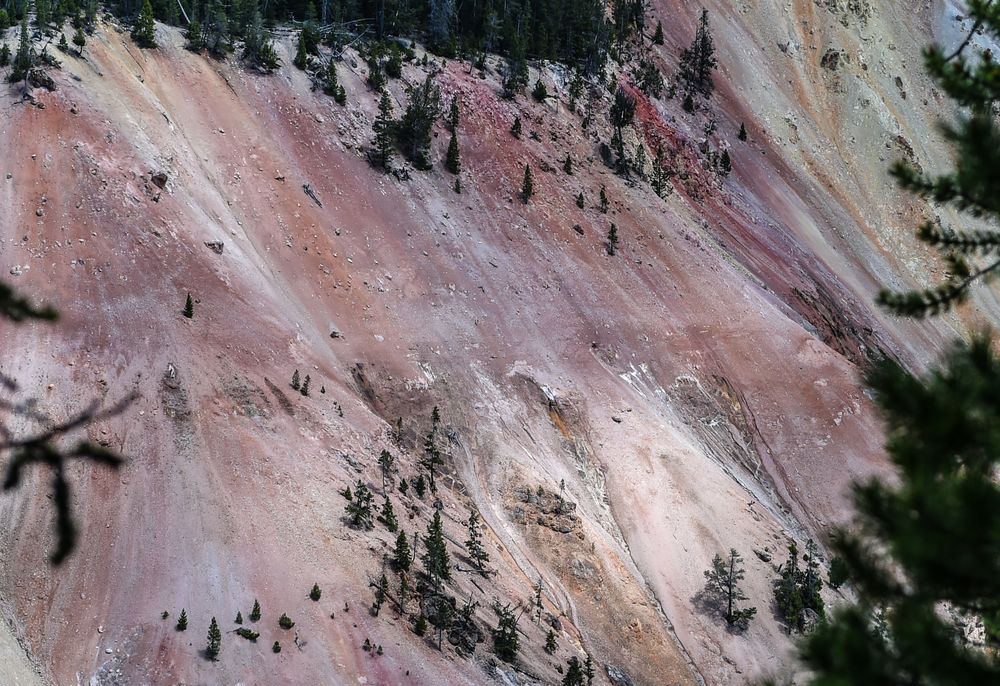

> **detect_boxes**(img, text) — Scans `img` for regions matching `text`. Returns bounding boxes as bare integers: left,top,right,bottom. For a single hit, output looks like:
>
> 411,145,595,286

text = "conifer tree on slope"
677,9,716,99
132,0,157,48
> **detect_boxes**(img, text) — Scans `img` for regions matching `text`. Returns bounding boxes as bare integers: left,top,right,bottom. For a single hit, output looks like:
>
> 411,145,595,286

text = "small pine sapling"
235,611,243,624
278,613,294,629
607,224,619,256
511,116,522,138
183,293,194,318
176,609,188,631
206,617,222,660
291,369,300,390
300,374,311,396
250,599,261,622
272,640,281,653
599,185,608,213
521,164,534,203
310,583,322,601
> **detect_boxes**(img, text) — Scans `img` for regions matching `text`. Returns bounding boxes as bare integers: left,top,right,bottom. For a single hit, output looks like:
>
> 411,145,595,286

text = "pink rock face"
0,3,985,684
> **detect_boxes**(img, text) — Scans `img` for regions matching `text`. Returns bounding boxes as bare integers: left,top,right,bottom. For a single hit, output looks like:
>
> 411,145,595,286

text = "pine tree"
682,91,695,112
414,613,428,635
702,549,757,629
366,55,385,91
563,155,573,175
202,0,231,56
576,192,585,209
310,583,322,601
132,0,157,48
828,556,848,590
293,31,308,70
446,129,461,174
0,44,10,68
609,87,636,135
250,599,261,622
345,480,374,529
35,0,51,27
372,90,396,170
182,293,194,318
544,628,557,653
10,19,31,84
242,10,279,72
421,407,443,490
801,539,824,618
533,578,543,623
278,613,294,629
300,375,310,396
738,122,747,141
414,474,426,498
774,543,805,631
378,496,398,532
677,9,717,99
393,530,412,570
185,19,204,51
235,611,243,624
272,640,281,652
562,656,585,686
491,602,519,662
606,224,619,256
378,449,395,492
454,178,462,194
599,185,608,213
532,78,549,102
291,369,300,390
464,510,490,575
421,510,451,585
652,19,664,45
58,33,69,53
398,73,442,170
371,573,388,616
176,608,188,631
72,26,86,55
720,149,732,175
521,164,534,203
206,617,222,659
511,116,522,138
323,59,346,104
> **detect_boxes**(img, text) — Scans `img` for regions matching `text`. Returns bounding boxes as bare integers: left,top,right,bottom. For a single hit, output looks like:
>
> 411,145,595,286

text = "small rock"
150,171,168,189
104,648,113,654
204,240,224,254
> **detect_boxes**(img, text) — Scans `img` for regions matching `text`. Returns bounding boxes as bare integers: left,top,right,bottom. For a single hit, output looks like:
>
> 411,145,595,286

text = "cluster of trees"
700,541,827,634
166,594,307,660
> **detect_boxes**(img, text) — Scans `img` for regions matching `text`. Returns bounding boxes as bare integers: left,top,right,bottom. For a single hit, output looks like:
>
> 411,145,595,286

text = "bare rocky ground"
0,1,994,684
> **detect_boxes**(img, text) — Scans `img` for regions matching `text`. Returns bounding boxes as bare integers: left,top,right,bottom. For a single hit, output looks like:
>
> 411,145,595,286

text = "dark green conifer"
652,20,664,45
393,530,412,571
511,116,522,138
372,90,396,169
421,510,451,585
521,164,534,203
176,608,188,631
310,583,322,601
576,192,585,209
132,0,157,48
738,122,747,141
293,31,308,70
606,224,618,255
206,617,222,659
446,129,460,174
183,293,194,318
250,599,261,622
